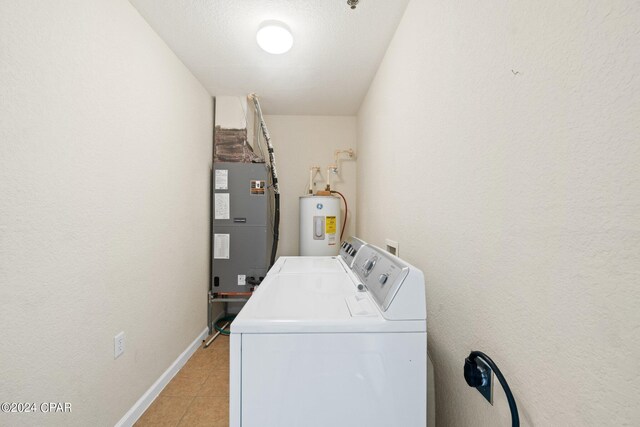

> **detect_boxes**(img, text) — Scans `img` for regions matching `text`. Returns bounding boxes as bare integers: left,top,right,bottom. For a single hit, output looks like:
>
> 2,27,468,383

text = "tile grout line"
174,396,196,427
175,346,216,426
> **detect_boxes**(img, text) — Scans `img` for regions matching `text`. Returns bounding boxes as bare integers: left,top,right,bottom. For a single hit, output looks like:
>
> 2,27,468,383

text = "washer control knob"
378,273,389,285
364,259,375,271
348,247,357,256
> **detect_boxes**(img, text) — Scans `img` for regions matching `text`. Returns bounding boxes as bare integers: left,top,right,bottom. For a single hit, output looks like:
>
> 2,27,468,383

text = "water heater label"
215,169,228,190
325,216,337,234
326,216,337,245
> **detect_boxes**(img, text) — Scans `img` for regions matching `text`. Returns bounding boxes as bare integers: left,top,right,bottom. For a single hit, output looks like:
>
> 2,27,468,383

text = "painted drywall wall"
264,116,357,256
357,0,640,426
0,1,212,426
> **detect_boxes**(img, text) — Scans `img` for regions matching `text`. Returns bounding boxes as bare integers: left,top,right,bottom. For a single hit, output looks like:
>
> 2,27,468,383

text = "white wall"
264,116,357,256
0,1,212,426
357,0,640,426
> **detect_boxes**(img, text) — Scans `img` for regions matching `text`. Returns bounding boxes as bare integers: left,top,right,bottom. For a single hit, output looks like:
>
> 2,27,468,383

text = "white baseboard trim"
115,326,209,427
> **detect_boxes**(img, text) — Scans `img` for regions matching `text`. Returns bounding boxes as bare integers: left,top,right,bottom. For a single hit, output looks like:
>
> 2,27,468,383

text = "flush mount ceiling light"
256,22,293,54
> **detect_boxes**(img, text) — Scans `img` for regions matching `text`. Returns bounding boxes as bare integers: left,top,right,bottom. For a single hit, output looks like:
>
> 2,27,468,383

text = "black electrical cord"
270,192,280,267
465,351,519,427
330,190,347,241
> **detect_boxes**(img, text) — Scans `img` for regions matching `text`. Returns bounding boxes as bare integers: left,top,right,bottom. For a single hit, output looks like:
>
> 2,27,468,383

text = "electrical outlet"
114,331,125,359
476,357,494,404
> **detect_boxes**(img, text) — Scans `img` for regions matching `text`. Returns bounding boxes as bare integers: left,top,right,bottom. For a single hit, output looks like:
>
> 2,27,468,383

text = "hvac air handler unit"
212,162,271,293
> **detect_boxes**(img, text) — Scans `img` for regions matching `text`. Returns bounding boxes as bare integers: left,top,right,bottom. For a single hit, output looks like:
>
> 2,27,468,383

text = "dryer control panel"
352,245,410,312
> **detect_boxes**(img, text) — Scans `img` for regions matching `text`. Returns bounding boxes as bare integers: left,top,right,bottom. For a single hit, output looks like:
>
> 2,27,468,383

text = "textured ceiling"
129,0,409,115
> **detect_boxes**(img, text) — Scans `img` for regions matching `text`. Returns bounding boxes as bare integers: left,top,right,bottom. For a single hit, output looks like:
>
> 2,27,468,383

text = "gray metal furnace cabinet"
212,162,271,294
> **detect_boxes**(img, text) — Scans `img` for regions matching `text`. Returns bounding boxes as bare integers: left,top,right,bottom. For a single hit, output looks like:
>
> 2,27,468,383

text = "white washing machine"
267,237,367,276
230,243,427,427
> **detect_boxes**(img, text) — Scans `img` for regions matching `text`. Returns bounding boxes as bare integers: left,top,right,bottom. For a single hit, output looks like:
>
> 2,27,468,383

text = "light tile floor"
135,336,230,427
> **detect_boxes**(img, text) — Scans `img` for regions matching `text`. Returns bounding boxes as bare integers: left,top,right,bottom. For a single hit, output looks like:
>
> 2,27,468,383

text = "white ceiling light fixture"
256,22,293,54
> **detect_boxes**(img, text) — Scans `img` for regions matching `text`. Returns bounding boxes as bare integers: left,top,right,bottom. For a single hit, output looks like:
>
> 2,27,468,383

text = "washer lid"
231,273,426,334
269,256,346,275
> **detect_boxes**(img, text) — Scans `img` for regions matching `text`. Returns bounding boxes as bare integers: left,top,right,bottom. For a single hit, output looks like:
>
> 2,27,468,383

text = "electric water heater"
299,195,341,256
